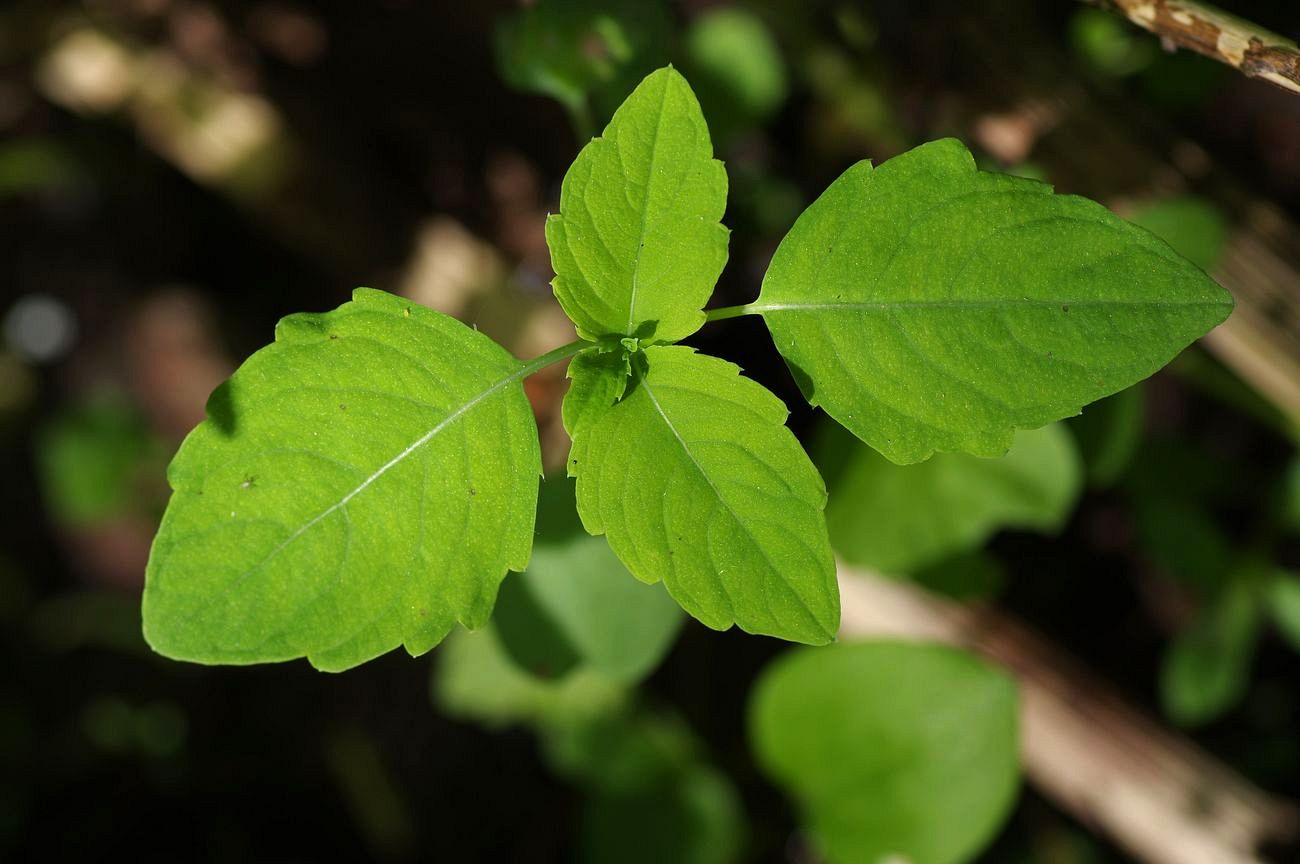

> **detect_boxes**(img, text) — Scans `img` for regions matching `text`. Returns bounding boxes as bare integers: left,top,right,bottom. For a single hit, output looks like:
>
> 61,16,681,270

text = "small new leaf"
564,346,838,644
547,66,729,344
143,289,541,671
758,138,1233,464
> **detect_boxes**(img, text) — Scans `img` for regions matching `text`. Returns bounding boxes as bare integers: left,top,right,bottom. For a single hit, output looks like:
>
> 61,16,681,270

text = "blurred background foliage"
3,0,1300,861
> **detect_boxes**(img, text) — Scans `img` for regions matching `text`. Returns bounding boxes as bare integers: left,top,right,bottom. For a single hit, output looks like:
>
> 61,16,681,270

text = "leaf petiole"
518,338,592,379
703,304,760,323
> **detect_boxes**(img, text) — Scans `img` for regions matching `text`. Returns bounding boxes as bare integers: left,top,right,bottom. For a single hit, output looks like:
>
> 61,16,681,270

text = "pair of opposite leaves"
142,67,1231,671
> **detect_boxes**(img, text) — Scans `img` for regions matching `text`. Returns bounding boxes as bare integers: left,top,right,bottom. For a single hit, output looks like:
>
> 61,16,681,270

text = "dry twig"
1083,0,1300,94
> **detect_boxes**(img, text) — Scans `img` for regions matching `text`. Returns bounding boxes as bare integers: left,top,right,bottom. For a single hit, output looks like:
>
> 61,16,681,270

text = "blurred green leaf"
35,396,158,524
1129,197,1227,273
1134,499,1231,594
433,625,624,730
685,8,788,143
1068,384,1144,488
544,709,698,795
436,623,743,864
750,641,1020,864
912,550,1007,601
1139,50,1228,114
495,476,684,683
1069,9,1156,77
580,762,744,864
561,707,745,864
1160,578,1260,727
818,421,1081,574
0,139,83,198
495,0,671,130
1266,570,1300,652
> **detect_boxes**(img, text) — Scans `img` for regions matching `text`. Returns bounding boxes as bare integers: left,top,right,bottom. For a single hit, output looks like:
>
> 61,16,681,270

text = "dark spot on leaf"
339,404,347,411
329,333,338,340
469,486,477,496
1062,305,1069,313
418,608,428,617
241,475,257,489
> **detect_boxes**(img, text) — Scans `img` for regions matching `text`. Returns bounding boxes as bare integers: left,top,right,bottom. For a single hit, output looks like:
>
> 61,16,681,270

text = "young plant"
141,66,1231,671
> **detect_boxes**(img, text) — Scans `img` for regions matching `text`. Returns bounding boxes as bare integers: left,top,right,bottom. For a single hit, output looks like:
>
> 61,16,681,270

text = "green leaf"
1160,578,1260,727
912,550,1006,601
35,397,161,523
1129,196,1227,273
564,345,838,644
817,421,1081,574
494,476,685,683
546,66,729,345
494,0,671,121
142,288,542,672
543,708,697,793
756,138,1233,464
684,8,788,142
580,762,744,864
750,641,1020,864
433,626,624,730
1266,570,1300,653
1068,384,1145,488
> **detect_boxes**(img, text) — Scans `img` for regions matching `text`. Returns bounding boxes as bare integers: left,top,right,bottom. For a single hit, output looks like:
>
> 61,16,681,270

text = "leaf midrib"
624,78,673,336
752,298,1227,313
222,363,528,591
640,376,829,638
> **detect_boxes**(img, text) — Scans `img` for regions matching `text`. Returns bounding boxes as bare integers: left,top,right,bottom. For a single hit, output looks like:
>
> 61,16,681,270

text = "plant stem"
518,338,590,379
704,304,761,323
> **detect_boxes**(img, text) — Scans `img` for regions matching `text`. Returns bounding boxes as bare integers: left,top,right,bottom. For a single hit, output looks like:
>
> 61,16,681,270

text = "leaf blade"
758,138,1233,464
547,66,729,344
564,345,838,644
749,641,1020,864
494,475,685,683
143,288,541,671
817,421,1081,574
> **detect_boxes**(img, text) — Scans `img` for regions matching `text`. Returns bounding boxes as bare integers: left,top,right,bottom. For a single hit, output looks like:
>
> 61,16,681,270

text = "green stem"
704,304,761,323
518,338,590,379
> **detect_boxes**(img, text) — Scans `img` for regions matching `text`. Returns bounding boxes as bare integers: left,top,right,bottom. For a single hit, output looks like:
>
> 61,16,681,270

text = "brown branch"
1083,0,1300,94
